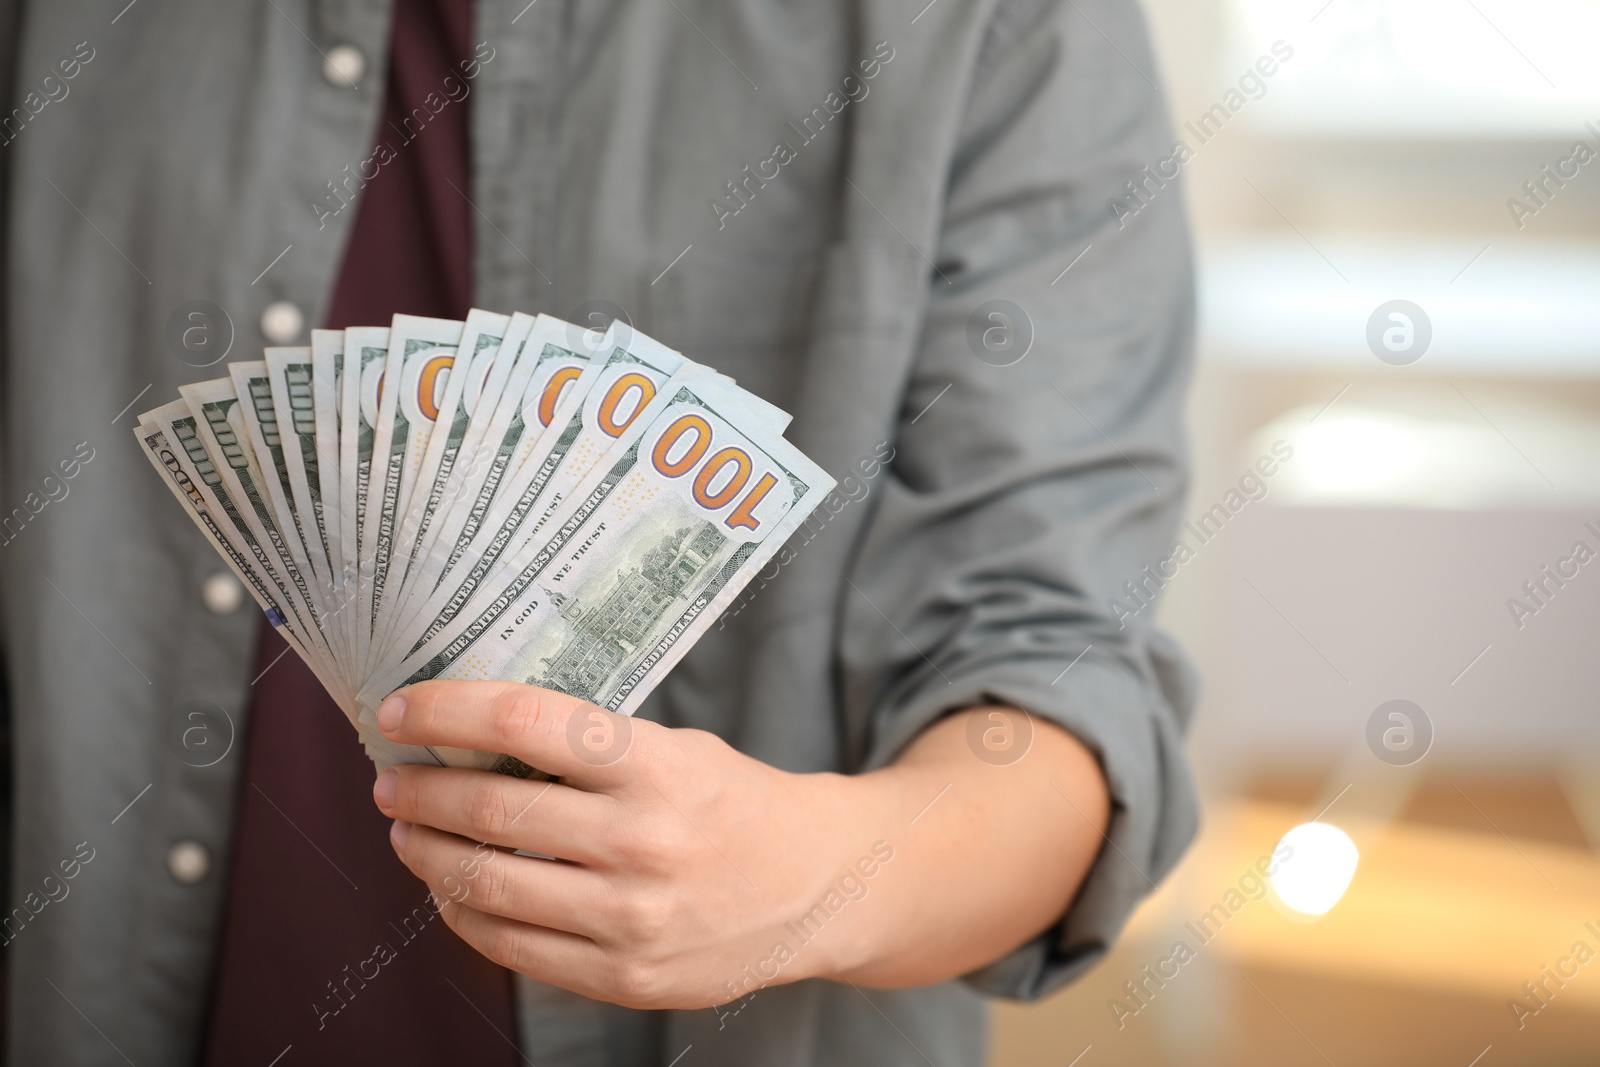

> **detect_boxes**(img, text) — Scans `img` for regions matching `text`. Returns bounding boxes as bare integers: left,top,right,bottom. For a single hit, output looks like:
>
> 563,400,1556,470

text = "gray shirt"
0,0,1198,1063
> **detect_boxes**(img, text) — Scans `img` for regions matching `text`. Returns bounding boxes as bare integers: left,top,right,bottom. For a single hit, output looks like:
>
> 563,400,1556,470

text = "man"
0,0,1198,1063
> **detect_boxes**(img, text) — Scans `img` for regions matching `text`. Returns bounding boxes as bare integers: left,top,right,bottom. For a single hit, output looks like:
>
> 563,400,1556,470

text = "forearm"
820,708,1110,988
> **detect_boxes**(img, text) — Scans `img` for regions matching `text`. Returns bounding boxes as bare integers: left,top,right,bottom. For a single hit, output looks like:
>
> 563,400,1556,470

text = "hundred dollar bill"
309,329,347,607
228,360,347,671
230,356,349,674
468,333,792,586
134,418,351,709
378,315,471,526
137,402,344,698
260,350,333,584
378,308,513,649
505,331,792,493
358,315,465,671
339,326,389,660
176,380,343,679
495,330,682,542
356,375,833,773
229,359,315,572
401,314,588,602
262,347,355,669
390,312,539,583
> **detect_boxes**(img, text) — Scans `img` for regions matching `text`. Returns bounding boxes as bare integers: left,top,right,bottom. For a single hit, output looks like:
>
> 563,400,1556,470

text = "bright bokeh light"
1247,400,1600,510
1270,822,1360,916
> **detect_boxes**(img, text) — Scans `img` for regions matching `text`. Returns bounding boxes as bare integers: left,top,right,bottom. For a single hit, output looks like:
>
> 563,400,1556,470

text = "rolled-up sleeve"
841,0,1200,1000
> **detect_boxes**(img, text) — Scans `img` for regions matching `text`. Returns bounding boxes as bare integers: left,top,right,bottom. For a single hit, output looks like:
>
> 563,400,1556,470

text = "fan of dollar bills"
136,310,833,774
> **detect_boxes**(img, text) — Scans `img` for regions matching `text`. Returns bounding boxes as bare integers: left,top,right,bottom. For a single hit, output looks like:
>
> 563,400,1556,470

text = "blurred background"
991,0,1600,1063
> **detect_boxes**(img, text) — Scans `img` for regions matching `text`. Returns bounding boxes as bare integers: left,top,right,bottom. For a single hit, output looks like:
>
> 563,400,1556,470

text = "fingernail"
377,694,406,734
373,769,397,812
390,819,412,851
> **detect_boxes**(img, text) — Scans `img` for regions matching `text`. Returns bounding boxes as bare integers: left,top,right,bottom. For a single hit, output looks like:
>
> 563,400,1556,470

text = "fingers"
431,894,627,1004
393,821,615,941
376,680,647,791
375,763,614,864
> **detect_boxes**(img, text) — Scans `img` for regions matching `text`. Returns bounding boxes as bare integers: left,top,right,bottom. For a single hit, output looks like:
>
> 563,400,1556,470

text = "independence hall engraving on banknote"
538,520,728,697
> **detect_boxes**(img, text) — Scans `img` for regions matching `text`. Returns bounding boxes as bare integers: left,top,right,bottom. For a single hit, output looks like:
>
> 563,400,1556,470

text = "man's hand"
372,680,1110,1009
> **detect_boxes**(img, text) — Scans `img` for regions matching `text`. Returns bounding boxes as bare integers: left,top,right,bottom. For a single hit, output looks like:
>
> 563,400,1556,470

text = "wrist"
788,763,921,984
793,710,1111,990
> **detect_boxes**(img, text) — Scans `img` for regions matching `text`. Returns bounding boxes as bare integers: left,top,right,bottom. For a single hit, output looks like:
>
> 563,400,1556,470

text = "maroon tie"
202,1,519,1062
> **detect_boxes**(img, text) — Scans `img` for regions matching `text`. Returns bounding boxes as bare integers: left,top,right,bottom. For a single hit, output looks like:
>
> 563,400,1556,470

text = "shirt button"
323,44,366,88
202,573,244,615
261,301,304,344
167,841,210,885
